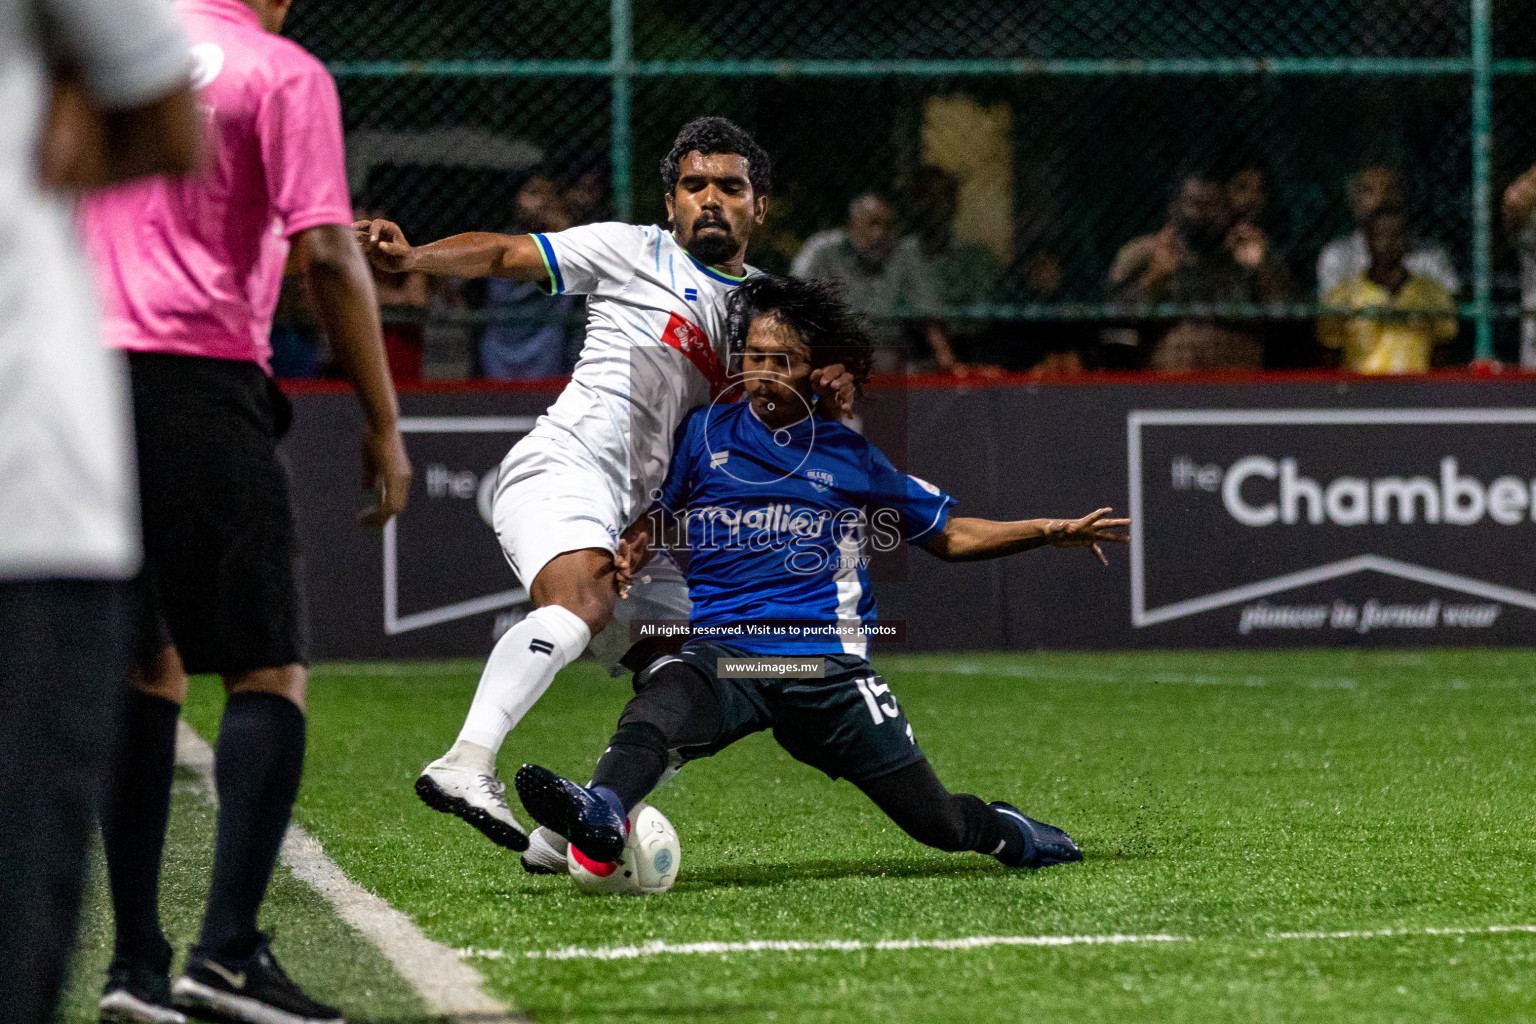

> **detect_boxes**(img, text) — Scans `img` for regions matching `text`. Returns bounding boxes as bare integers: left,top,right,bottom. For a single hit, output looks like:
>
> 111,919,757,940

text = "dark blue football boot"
989,802,1083,868
514,764,628,863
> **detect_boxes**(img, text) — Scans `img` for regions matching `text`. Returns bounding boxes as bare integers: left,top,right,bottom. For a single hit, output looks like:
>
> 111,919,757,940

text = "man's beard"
683,218,739,265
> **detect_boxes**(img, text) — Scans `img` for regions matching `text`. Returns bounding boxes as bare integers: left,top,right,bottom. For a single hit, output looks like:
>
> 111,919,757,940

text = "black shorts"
650,639,925,784
128,352,307,676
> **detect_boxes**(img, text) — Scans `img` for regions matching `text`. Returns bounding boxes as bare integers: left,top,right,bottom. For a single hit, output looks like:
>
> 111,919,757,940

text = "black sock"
590,721,670,812
971,800,1016,857
101,691,179,970
198,692,305,960
855,760,1014,855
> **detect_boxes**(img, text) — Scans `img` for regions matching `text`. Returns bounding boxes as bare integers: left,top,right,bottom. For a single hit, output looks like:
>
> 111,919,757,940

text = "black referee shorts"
653,639,925,784
128,352,307,676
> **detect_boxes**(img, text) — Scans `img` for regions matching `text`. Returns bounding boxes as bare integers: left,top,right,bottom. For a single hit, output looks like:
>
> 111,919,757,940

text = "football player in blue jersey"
515,274,1127,874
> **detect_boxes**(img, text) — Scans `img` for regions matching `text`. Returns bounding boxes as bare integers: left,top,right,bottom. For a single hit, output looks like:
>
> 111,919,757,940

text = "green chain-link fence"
282,0,1536,370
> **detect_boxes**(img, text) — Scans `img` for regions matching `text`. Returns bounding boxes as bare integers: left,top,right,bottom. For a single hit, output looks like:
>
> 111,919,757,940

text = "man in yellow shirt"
1318,209,1457,373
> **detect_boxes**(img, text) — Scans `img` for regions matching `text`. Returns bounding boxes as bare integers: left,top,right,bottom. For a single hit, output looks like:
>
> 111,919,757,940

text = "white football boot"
521,825,570,874
415,757,529,851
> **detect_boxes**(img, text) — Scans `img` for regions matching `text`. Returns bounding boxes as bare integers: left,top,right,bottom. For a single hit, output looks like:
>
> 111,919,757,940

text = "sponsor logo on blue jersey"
910,474,941,496
653,401,955,655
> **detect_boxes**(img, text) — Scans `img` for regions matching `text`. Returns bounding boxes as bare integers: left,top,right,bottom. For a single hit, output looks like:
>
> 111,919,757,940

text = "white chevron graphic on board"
1134,554,1536,628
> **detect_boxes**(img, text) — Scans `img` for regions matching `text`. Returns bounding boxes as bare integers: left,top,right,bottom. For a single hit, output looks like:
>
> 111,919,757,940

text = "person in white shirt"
791,192,964,372
0,0,197,1020
1316,165,1458,297
357,117,855,870
1502,161,1536,368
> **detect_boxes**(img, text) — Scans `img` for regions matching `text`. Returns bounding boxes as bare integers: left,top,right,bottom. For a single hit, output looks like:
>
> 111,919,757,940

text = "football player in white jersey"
356,118,854,866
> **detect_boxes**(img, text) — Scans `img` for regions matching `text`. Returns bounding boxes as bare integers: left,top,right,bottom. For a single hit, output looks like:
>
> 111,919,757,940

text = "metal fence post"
610,0,634,222
1472,0,1494,360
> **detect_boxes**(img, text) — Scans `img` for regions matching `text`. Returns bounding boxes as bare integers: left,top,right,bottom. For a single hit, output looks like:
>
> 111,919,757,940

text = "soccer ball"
567,801,680,895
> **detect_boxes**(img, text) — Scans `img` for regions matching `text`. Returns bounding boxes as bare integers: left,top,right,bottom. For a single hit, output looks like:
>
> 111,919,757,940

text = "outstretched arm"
921,507,1129,565
354,218,552,281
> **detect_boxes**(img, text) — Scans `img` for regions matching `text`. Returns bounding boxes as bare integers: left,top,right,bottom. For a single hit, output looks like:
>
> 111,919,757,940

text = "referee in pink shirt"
80,1,410,1021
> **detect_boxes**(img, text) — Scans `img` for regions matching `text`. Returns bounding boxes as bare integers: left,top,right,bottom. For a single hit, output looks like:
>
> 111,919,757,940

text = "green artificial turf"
62,738,428,1022
90,650,1536,1023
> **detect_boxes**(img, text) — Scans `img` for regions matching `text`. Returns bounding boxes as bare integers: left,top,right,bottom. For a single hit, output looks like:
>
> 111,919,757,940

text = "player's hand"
359,424,412,527
1043,508,1130,565
613,545,649,598
614,522,655,597
810,363,857,419
353,218,415,273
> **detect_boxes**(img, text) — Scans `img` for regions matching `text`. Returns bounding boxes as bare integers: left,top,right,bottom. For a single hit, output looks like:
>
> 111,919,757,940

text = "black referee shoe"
100,957,187,1023
171,935,343,1024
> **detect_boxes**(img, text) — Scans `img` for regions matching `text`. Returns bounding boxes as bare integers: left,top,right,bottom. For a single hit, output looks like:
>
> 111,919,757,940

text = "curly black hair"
660,117,772,198
727,274,873,399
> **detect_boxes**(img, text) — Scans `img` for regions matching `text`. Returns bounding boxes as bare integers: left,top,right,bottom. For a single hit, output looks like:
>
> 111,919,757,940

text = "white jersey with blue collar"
526,222,752,522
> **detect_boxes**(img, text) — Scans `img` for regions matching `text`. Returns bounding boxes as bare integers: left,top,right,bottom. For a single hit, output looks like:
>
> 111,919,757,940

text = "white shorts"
587,549,692,676
493,434,691,675
492,435,625,589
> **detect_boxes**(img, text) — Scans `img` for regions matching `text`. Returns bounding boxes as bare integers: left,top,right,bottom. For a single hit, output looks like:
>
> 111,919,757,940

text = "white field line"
1274,924,1536,940
471,934,1191,961
461,922,1536,963
175,722,520,1022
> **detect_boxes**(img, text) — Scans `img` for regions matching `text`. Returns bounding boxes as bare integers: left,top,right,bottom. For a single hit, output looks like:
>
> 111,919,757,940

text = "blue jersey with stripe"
655,401,956,656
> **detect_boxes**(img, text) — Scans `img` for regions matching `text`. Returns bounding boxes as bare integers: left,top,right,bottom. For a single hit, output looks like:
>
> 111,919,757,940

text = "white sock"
452,605,591,758
444,739,496,775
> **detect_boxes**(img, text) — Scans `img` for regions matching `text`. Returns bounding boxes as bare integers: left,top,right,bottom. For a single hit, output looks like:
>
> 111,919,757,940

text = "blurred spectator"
561,166,609,225
423,277,478,379
1018,249,1063,298
1502,161,1536,368
1317,166,1458,296
1028,350,1086,377
545,147,610,225
269,272,321,378
907,167,1003,311
478,172,583,379
1317,210,1456,373
791,193,962,373
1224,156,1317,367
1224,162,1268,230
355,205,428,382
749,180,812,274
905,166,1004,364
1224,157,1294,288
1108,170,1289,371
